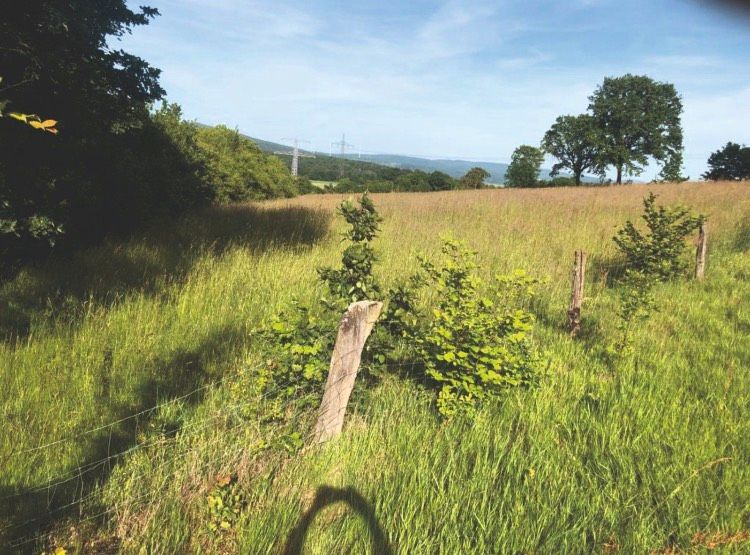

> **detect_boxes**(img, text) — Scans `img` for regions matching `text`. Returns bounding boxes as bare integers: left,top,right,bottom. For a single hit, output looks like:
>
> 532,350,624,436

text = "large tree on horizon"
542,114,603,186
589,74,685,184
702,142,750,181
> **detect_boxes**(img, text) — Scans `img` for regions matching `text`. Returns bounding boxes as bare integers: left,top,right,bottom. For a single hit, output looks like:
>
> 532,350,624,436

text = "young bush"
251,194,383,405
409,239,543,417
318,193,382,304
614,192,705,281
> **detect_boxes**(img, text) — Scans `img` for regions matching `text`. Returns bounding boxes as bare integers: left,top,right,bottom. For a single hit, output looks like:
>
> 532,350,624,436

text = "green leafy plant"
319,193,382,304
206,474,245,534
614,192,705,281
409,239,543,417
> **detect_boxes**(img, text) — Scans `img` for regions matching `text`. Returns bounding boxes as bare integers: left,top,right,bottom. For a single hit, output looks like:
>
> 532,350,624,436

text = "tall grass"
1,182,749,553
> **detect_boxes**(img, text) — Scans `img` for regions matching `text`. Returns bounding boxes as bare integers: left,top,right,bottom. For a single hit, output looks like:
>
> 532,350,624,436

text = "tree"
588,74,684,184
0,2,170,264
702,142,750,181
428,171,456,191
541,114,602,186
505,146,544,187
459,167,490,189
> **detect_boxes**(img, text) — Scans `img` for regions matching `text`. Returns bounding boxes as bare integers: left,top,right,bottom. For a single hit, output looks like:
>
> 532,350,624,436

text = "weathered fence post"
567,250,587,337
695,223,707,280
313,300,383,444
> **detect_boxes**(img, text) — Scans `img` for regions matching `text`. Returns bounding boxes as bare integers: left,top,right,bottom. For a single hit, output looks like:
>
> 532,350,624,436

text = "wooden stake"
567,250,587,337
695,223,707,281
313,300,383,443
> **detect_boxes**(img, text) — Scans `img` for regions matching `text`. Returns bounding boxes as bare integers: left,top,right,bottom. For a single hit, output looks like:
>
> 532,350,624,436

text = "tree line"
505,74,685,187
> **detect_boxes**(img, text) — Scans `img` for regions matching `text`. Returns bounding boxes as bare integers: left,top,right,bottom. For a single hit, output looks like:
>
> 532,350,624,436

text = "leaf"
40,119,58,128
215,474,232,487
29,120,45,129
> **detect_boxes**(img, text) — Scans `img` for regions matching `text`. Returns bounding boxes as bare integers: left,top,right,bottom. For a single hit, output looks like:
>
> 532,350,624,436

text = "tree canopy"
589,74,684,184
702,142,750,181
542,115,602,186
459,167,491,189
0,1,171,264
505,146,544,187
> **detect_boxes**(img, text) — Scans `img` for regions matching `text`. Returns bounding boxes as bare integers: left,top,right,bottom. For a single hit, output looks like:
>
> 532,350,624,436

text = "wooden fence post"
567,250,587,337
313,300,383,444
695,223,707,281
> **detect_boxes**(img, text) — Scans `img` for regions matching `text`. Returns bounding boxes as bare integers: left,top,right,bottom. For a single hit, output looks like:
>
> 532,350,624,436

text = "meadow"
1,182,749,553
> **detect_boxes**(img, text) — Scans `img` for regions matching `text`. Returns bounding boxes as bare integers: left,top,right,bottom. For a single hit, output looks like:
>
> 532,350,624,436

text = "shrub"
614,192,705,281
409,239,542,417
318,193,382,304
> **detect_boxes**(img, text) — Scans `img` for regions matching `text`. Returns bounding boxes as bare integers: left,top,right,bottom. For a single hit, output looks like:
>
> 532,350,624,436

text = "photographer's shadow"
283,486,393,555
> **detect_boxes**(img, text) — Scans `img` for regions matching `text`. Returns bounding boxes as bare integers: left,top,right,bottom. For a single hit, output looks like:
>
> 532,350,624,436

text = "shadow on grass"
0,204,331,341
0,323,250,553
283,485,393,555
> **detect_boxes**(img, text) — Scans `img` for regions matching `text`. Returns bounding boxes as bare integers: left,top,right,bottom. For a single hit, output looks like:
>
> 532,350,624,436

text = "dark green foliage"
0,3,211,266
293,155,407,184
428,171,457,191
542,114,603,185
458,167,490,189
505,146,544,187
702,142,750,181
296,176,322,195
395,171,431,192
409,239,542,417
614,193,705,281
589,75,684,184
319,193,382,303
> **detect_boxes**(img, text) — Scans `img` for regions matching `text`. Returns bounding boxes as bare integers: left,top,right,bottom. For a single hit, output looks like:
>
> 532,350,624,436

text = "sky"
118,0,750,179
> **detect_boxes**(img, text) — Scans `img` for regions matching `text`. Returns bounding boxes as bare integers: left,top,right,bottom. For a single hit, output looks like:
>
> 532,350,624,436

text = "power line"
276,137,314,176
331,133,355,157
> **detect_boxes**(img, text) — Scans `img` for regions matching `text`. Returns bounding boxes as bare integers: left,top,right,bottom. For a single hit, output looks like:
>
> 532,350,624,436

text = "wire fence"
2,338,396,552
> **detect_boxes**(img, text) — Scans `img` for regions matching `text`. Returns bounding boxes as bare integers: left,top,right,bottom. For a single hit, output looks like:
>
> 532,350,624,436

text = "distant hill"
240,133,597,184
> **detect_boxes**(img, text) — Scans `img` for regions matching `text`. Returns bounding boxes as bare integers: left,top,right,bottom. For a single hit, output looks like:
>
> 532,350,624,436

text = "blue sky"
119,0,750,179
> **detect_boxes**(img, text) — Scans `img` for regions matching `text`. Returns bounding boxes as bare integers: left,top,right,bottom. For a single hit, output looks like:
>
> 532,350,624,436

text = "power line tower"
275,137,313,176
331,133,355,157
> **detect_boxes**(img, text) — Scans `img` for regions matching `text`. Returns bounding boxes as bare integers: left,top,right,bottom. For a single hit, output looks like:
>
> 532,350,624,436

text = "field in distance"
1,182,749,553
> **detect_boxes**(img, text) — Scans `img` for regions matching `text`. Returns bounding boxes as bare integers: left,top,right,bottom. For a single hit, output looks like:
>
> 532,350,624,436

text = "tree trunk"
616,165,623,185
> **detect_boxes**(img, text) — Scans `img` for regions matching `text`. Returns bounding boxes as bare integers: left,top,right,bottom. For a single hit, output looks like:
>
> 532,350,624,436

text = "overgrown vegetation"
1,184,749,553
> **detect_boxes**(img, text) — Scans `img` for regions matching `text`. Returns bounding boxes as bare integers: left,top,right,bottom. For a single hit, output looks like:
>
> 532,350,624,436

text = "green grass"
1,183,749,553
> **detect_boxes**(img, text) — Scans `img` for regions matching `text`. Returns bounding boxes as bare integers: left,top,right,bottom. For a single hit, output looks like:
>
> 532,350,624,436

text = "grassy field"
1,183,749,553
